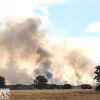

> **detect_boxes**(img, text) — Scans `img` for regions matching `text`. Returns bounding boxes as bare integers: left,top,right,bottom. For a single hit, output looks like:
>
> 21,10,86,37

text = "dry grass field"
10,89,100,100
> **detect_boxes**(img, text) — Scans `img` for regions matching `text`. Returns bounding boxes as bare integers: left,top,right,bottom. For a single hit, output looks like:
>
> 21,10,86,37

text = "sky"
0,0,100,64
35,0,100,64
0,0,100,75
0,0,100,36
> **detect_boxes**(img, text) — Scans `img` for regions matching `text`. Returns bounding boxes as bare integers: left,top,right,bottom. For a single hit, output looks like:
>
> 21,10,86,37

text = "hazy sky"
0,0,100,64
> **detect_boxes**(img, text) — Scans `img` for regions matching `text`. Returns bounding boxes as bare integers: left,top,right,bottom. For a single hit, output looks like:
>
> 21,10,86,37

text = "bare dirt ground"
10,89,100,100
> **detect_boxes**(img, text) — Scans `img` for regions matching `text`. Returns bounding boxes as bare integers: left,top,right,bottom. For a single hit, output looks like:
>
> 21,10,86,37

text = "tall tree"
94,64,100,91
0,76,6,88
34,76,48,89
94,64,100,84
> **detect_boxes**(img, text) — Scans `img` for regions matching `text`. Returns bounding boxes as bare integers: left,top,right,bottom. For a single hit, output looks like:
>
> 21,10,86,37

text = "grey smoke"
0,17,52,84
34,58,52,79
0,17,96,85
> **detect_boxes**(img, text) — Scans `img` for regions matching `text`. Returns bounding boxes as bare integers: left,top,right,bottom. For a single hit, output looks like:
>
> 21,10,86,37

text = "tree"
62,84,72,89
34,76,48,89
0,76,6,88
94,64,100,91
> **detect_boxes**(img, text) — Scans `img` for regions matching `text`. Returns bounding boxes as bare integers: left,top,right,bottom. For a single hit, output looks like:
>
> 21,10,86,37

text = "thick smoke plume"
0,17,52,84
0,17,95,85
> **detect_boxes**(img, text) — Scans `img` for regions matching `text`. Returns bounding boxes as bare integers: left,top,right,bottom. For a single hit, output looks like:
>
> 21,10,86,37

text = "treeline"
0,75,72,89
1,63,100,91
33,75,72,89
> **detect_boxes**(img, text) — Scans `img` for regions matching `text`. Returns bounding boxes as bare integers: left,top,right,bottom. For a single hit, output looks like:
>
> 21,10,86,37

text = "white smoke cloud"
0,17,97,85
0,0,99,86
0,0,67,22
49,36,100,64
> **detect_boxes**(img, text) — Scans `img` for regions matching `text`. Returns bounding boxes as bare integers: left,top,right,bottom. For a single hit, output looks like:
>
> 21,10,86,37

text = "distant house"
81,84,92,89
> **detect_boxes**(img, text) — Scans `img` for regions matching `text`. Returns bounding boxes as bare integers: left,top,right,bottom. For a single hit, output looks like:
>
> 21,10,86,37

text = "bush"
62,84,72,89
95,85,100,92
